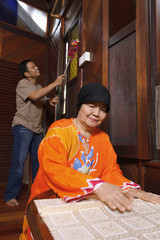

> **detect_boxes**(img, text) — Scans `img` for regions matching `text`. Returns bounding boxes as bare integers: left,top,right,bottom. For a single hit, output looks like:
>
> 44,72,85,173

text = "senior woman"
20,83,160,240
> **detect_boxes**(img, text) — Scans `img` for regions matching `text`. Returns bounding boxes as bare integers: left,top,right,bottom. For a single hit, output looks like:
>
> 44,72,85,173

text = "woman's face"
77,101,107,130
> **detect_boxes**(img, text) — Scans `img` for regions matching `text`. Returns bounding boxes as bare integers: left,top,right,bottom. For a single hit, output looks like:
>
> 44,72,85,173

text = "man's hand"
94,182,133,212
48,95,59,107
54,74,66,87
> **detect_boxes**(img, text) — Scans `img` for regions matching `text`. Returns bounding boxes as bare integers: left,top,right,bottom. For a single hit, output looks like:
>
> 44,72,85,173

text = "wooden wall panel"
0,29,46,85
82,0,102,85
118,158,139,184
156,0,160,84
81,0,110,134
109,32,137,158
155,0,160,158
143,166,160,195
109,0,136,37
66,82,77,118
0,60,20,184
107,0,152,162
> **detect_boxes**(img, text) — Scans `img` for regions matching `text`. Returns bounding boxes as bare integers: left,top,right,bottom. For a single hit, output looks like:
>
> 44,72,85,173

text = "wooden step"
0,185,30,239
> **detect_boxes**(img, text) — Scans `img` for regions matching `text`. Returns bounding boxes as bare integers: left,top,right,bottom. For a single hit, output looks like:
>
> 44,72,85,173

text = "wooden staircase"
0,184,30,240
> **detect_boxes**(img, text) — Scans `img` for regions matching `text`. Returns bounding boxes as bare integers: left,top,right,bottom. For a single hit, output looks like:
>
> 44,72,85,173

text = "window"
17,0,47,37
69,23,79,81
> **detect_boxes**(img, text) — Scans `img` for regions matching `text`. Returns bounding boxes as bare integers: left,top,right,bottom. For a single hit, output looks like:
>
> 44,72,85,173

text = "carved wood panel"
0,60,20,183
109,32,137,158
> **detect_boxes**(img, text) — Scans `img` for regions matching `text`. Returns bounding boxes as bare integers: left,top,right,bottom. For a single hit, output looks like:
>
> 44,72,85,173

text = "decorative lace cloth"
34,198,160,240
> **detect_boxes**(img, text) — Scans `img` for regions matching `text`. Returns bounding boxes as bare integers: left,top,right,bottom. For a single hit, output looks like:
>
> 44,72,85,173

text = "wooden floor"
0,184,30,240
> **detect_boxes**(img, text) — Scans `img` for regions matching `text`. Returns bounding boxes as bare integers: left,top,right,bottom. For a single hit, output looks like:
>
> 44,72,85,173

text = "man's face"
25,61,40,79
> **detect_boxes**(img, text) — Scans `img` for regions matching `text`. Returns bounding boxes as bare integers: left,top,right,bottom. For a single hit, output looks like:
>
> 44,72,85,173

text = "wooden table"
27,190,160,240
27,190,57,240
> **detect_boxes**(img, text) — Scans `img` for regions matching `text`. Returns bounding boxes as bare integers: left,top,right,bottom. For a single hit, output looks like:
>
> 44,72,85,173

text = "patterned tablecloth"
34,198,160,240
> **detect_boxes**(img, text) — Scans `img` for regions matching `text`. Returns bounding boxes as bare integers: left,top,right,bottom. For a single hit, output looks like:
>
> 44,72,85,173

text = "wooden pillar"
136,0,152,159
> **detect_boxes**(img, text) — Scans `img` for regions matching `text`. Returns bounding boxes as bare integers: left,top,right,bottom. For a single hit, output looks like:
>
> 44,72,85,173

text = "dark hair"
19,59,32,78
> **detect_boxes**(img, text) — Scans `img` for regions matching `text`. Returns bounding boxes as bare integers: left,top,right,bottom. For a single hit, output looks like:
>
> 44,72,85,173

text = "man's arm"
28,75,66,101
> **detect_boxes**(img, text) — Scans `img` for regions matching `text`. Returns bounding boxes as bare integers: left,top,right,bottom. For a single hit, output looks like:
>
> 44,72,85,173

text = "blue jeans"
4,125,43,202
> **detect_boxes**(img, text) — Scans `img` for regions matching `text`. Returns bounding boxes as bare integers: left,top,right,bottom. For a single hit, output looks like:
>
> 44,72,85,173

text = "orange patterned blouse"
28,118,139,204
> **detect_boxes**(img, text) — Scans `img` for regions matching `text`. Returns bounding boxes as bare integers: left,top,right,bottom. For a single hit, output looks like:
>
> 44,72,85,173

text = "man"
4,59,66,207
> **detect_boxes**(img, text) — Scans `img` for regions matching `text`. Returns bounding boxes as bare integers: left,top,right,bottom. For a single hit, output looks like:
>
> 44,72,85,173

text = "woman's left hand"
122,188,160,204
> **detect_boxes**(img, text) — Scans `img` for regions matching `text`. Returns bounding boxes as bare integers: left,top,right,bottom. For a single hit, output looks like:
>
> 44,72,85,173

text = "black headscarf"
77,83,110,113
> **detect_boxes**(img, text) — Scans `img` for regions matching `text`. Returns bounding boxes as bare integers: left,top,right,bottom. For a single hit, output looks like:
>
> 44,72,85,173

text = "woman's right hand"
94,182,133,212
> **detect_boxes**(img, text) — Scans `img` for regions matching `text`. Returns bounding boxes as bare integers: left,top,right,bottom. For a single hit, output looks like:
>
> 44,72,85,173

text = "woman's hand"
94,182,134,212
90,183,160,212
123,188,160,204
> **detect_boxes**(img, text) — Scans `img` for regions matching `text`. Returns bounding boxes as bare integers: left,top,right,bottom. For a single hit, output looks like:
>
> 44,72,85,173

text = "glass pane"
69,23,79,81
17,0,47,37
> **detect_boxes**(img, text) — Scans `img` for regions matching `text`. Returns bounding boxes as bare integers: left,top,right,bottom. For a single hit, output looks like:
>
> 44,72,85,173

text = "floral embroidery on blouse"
72,133,98,174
